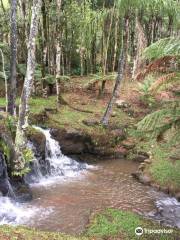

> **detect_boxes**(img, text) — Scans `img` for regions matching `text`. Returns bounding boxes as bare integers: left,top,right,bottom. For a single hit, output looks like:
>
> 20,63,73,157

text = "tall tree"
101,19,126,126
7,0,17,115
15,0,42,173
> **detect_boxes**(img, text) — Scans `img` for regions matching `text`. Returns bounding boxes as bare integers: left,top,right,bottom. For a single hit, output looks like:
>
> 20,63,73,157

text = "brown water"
26,159,170,234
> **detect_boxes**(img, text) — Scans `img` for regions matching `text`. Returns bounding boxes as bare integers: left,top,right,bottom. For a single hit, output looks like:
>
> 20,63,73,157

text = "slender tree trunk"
56,0,64,106
101,48,125,125
14,0,42,173
101,19,126,126
100,4,115,96
8,0,17,116
112,12,118,72
124,15,130,78
0,49,8,110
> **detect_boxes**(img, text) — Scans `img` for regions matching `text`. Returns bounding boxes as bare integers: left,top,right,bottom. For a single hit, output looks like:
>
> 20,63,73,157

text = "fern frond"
143,37,180,60
137,103,180,138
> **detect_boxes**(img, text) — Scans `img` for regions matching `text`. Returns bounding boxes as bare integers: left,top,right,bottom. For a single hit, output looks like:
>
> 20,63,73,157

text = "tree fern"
137,102,180,138
143,37,180,60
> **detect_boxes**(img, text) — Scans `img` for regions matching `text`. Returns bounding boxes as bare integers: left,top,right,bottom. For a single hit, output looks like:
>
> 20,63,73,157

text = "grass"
149,144,180,191
86,208,179,240
0,226,88,240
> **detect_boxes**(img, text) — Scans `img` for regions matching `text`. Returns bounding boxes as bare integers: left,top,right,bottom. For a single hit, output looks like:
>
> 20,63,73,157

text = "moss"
86,209,180,240
149,145,180,191
0,226,88,240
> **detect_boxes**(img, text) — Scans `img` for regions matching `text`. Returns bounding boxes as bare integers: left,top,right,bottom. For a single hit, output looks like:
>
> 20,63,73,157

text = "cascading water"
0,197,39,225
31,126,88,184
0,126,88,226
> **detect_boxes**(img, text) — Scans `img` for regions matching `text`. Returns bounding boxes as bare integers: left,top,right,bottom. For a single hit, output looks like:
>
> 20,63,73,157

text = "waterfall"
24,126,88,185
0,126,89,226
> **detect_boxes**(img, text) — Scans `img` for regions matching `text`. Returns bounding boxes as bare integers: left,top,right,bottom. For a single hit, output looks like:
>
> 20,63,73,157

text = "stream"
0,127,180,234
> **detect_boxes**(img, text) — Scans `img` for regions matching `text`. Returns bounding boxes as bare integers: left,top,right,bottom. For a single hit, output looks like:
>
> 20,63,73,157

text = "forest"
0,0,180,239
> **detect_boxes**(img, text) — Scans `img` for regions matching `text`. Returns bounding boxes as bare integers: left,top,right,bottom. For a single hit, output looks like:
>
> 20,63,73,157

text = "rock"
131,172,140,180
138,163,146,171
11,177,32,202
132,172,151,185
116,99,130,109
50,128,94,155
111,112,117,117
175,193,180,202
132,152,149,162
0,151,10,196
82,119,99,127
139,174,151,185
144,159,152,164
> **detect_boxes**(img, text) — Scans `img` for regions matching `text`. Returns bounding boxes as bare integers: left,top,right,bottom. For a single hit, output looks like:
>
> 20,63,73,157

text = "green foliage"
0,139,10,160
0,225,87,240
143,37,180,60
138,75,155,95
150,146,180,187
138,75,156,107
137,101,180,138
5,115,16,137
87,208,142,239
84,73,117,88
22,148,34,163
86,208,180,240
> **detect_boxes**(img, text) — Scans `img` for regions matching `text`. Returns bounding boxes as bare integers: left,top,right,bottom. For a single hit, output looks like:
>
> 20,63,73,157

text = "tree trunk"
101,48,125,125
112,12,118,72
7,0,17,116
132,17,147,79
0,49,8,110
14,0,42,173
56,0,64,106
101,19,126,126
99,4,115,96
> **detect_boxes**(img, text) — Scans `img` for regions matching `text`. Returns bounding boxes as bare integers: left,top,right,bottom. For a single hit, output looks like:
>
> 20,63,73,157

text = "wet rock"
0,152,10,196
26,127,46,159
144,159,152,164
138,174,151,185
11,177,32,202
82,119,99,127
132,172,151,185
131,171,141,180
50,128,94,155
132,152,149,163
175,193,180,202
138,163,146,171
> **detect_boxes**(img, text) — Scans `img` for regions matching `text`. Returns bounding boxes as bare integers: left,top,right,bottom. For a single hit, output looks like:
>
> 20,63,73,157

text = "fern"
137,102,180,138
143,37,180,60
84,73,117,88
